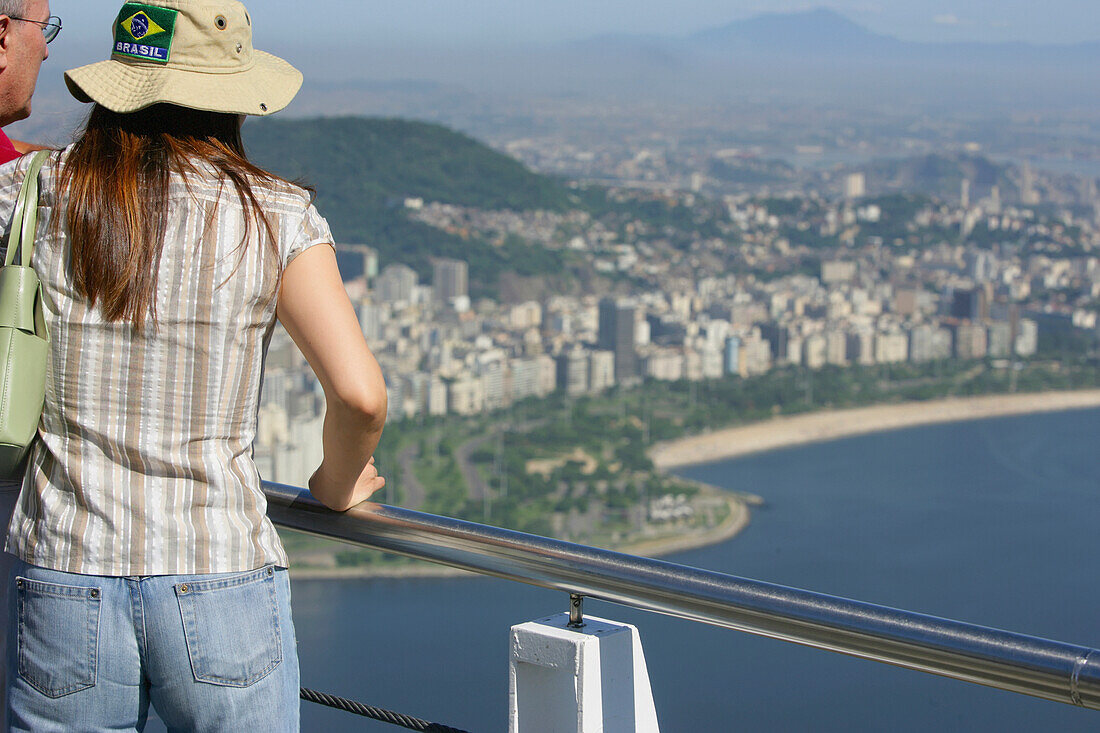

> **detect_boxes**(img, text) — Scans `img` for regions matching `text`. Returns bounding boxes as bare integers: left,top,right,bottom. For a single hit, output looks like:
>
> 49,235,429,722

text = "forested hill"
244,116,571,212
242,116,574,291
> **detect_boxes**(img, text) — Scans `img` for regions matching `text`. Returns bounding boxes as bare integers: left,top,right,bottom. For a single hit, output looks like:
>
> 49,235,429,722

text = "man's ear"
0,17,10,72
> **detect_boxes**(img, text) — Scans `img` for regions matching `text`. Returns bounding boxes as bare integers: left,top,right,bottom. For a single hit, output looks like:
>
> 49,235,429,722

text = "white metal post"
509,612,660,733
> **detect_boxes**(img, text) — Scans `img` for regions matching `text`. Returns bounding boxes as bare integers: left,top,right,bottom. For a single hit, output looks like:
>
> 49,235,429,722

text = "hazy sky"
53,1,1100,51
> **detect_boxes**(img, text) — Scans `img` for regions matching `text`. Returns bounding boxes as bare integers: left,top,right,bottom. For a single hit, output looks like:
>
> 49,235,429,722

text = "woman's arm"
276,244,388,511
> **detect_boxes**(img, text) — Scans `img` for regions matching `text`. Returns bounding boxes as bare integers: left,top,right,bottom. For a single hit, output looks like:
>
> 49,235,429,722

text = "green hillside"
243,116,574,292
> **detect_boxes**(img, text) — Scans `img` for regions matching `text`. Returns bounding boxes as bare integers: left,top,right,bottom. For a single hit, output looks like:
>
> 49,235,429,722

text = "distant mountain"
571,7,1100,84
243,117,574,293
690,8,900,57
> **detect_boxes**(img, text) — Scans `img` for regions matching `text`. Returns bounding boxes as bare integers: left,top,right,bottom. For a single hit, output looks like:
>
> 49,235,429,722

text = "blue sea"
291,407,1100,732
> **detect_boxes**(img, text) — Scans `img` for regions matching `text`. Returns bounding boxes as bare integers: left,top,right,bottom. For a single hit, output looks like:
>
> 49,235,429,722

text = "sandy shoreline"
651,390,1100,470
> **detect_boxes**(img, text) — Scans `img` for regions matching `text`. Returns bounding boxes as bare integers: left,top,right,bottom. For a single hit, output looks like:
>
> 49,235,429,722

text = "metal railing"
263,481,1100,710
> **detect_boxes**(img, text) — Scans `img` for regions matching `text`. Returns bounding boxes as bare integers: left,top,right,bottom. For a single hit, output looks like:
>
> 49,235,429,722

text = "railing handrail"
263,481,1100,710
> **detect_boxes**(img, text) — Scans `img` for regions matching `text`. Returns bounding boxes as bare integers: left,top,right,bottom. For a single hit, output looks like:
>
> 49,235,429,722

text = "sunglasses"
8,15,62,44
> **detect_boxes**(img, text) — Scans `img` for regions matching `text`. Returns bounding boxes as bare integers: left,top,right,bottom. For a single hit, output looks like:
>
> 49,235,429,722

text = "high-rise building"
966,251,997,283
701,347,724,380
427,378,448,416
376,264,418,304
723,336,741,375
987,322,1013,358
953,322,988,360
401,372,431,419
1021,164,1041,206
598,298,638,383
951,287,989,321
845,172,866,200
909,325,941,362
476,354,508,411
826,329,848,366
535,355,558,397
385,379,405,423
1015,319,1039,357
588,350,616,393
510,357,542,402
846,330,875,365
448,375,484,416
646,313,686,346
989,185,1002,214
333,244,378,282
740,332,772,376
642,348,683,381
433,258,469,306
358,302,385,342
874,331,909,364
683,348,704,382
509,301,543,330
759,322,792,363
803,333,827,370
556,350,589,396
912,325,955,362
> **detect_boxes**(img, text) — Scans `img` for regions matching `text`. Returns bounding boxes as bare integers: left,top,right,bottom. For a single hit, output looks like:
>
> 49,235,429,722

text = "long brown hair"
60,103,293,330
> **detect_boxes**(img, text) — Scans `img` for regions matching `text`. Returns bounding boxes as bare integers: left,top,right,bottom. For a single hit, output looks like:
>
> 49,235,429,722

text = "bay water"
293,407,1100,732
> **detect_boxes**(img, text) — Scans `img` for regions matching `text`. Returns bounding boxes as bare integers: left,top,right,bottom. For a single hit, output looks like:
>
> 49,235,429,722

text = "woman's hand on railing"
277,244,388,513
308,456,386,512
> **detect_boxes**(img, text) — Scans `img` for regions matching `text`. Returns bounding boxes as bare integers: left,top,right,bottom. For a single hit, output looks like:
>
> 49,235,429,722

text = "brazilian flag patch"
112,3,178,64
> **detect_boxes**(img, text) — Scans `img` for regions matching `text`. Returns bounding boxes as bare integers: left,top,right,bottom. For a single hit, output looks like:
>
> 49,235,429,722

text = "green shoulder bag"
0,150,51,479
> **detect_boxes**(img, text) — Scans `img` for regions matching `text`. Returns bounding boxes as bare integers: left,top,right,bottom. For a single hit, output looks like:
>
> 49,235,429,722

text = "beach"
650,390,1100,470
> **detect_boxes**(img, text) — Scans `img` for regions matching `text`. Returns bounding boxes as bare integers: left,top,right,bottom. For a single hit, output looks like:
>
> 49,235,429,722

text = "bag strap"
5,150,51,269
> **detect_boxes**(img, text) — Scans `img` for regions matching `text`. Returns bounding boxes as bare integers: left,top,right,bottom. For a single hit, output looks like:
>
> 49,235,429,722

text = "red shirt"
0,130,20,165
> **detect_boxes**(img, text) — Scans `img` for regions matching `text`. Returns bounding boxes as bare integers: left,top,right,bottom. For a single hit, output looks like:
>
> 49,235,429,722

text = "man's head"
0,0,49,127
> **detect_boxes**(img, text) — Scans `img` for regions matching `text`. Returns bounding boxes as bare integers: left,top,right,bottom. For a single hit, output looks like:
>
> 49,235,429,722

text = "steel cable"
300,687,471,732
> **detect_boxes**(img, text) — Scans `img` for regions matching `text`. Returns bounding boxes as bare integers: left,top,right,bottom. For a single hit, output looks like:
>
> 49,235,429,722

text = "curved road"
454,433,494,502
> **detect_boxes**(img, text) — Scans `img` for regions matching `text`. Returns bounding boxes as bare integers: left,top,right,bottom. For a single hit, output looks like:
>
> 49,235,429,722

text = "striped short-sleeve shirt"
0,149,333,576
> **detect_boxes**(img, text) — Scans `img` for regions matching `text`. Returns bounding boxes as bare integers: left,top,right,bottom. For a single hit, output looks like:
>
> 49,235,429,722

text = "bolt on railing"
264,481,1100,711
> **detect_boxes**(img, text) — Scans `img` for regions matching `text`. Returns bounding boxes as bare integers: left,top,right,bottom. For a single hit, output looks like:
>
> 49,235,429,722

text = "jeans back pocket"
16,577,100,698
176,566,282,687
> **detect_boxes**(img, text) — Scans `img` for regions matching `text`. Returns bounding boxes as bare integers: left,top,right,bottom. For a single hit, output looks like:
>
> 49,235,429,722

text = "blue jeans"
5,561,300,732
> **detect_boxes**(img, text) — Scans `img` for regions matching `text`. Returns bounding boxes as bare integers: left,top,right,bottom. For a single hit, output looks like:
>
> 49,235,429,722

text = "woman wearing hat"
0,1,387,729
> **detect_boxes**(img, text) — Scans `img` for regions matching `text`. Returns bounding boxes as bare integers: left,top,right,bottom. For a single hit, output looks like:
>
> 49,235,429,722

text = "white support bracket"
509,612,660,733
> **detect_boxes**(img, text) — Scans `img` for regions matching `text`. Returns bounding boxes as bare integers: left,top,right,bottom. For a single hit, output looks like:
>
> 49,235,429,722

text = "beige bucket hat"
64,0,302,116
